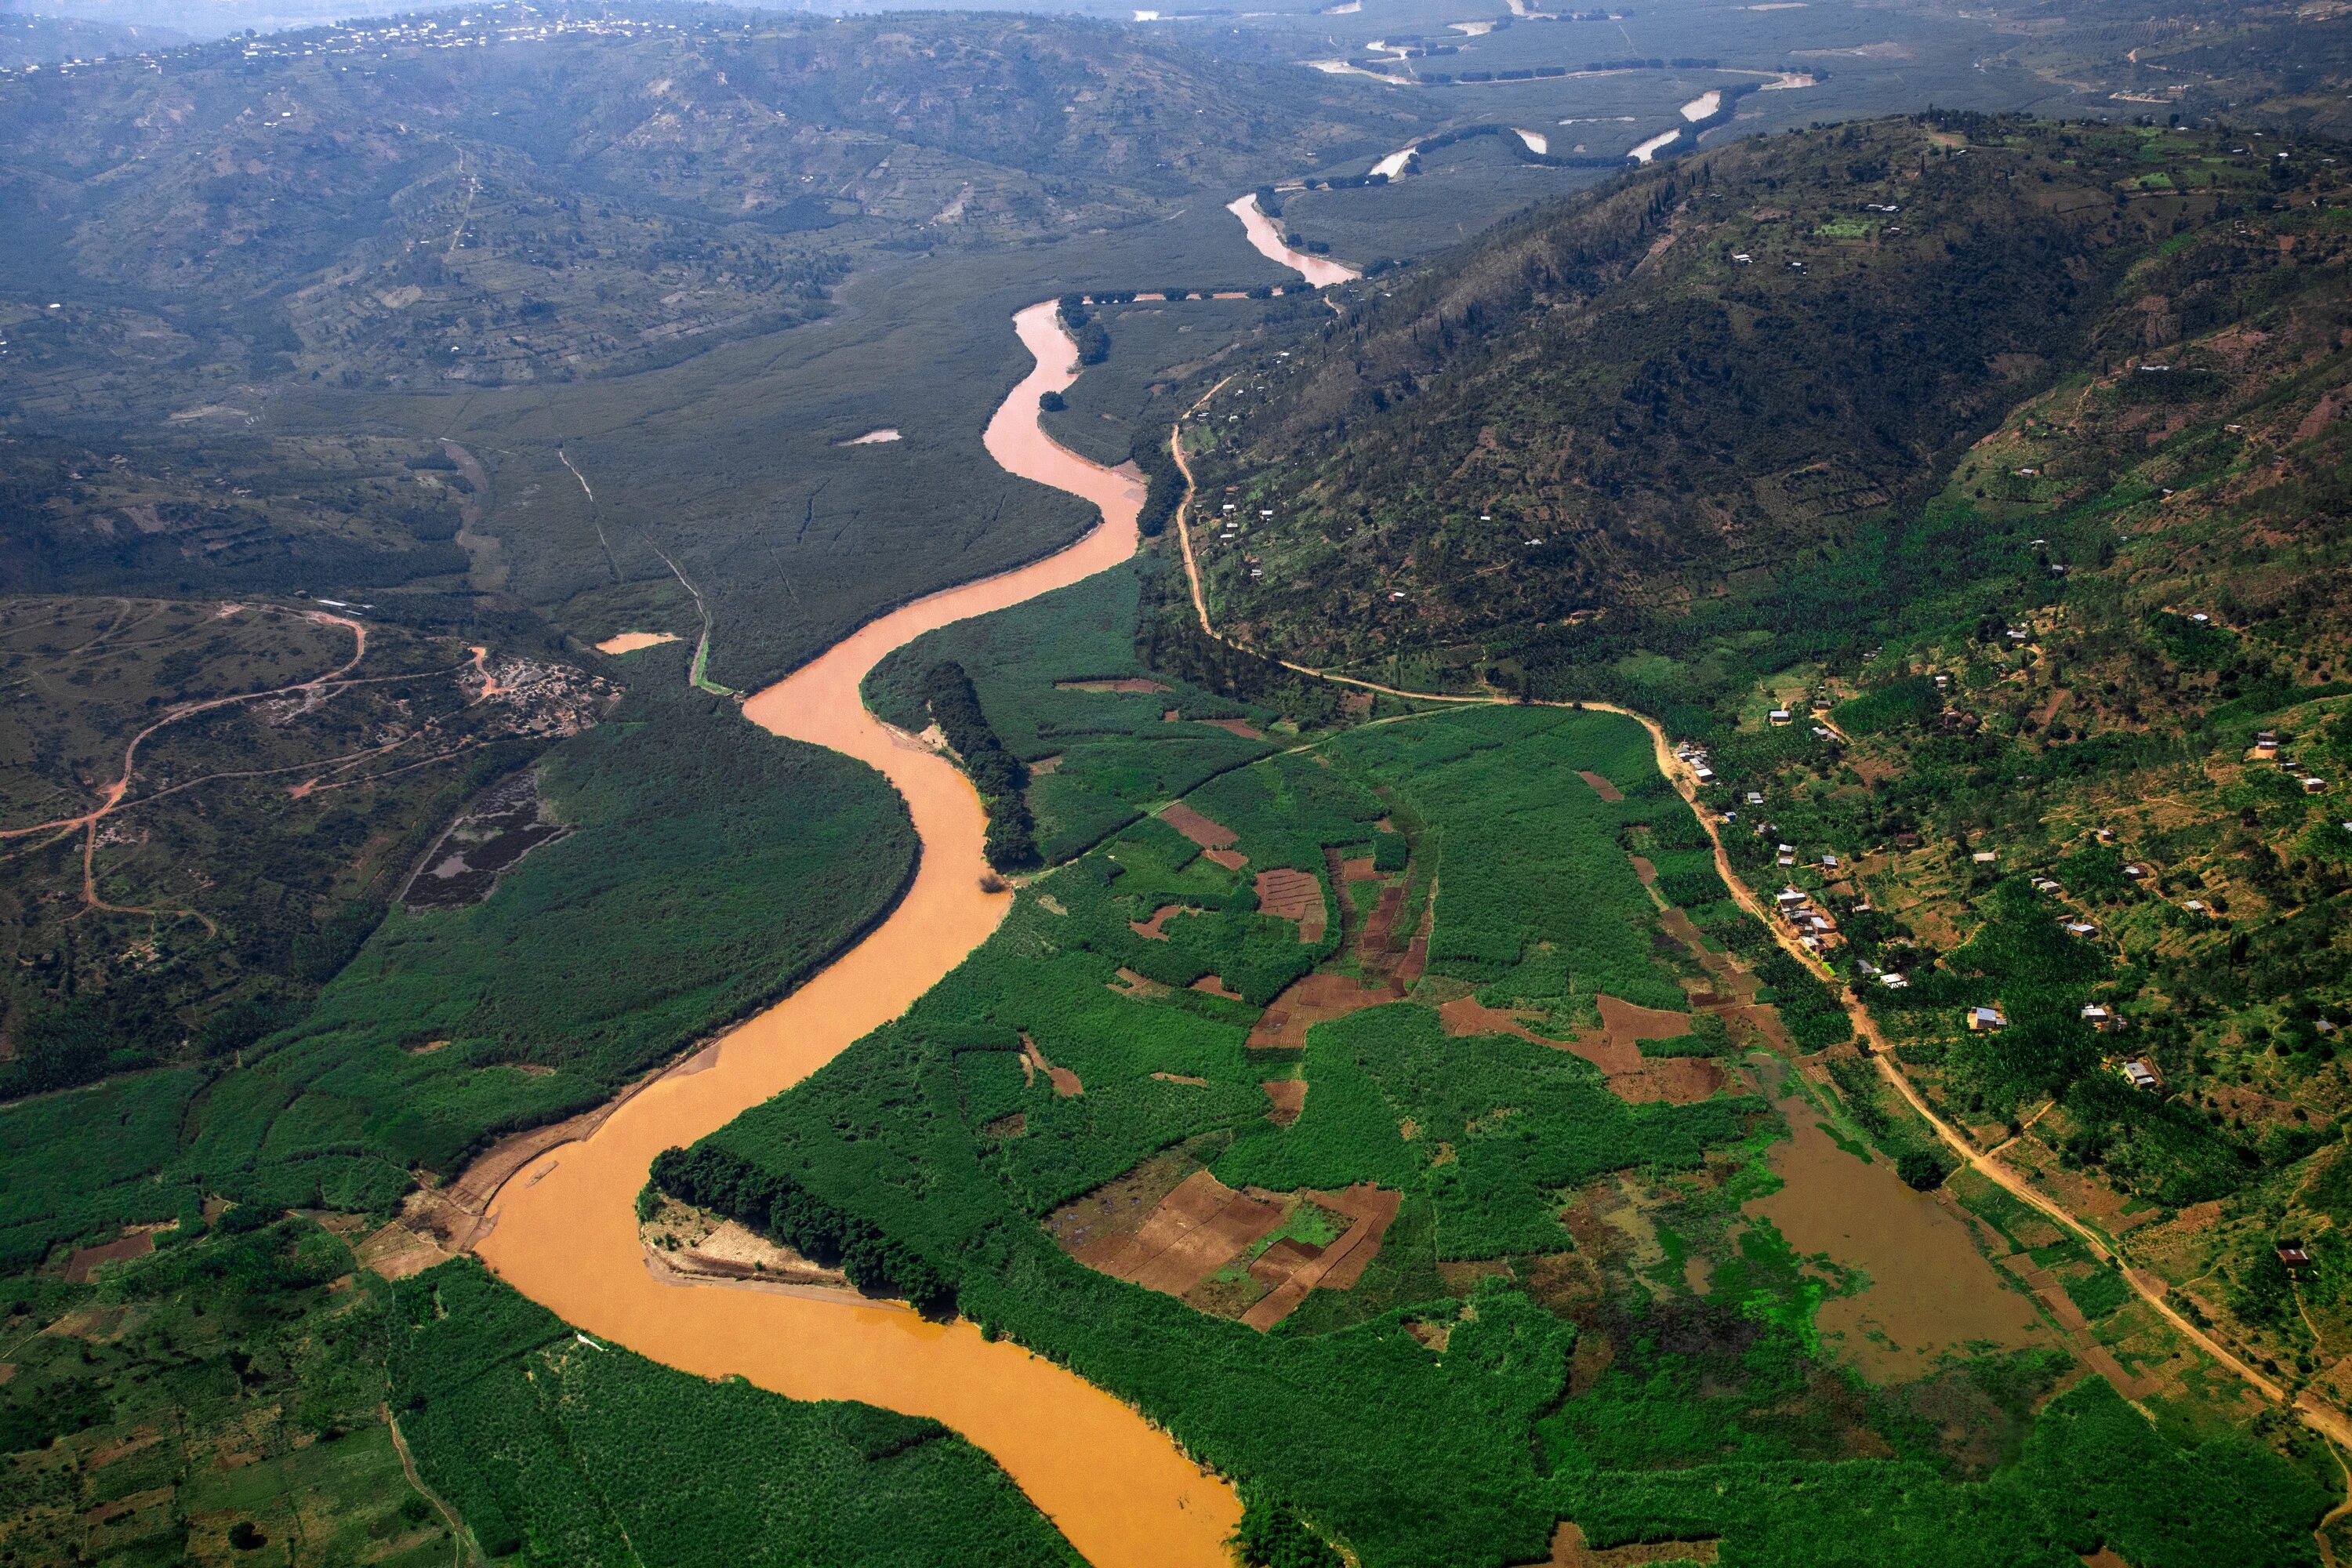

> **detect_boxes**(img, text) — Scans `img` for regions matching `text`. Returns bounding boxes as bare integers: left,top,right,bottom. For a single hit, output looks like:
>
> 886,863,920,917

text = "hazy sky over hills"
1,0,1129,43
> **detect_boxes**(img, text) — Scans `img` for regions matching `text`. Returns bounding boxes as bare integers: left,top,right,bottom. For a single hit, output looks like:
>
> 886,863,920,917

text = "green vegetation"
1335,706,1687,1010
922,660,1040,871
1219,1004,1759,1258
866,564,1274,865
0,1210,448,1568
1557,1377,2328,1568
389,1260,1079,1567
0,648,913,1265
0,1208,1078,1568
675,695,2332,1564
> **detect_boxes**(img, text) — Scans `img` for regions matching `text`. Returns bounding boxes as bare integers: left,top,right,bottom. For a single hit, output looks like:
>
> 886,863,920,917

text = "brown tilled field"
1047,1163,1402,1330
1435,993,1727,1106
1577,770,1625,803
1160,801,1238,852
1247,971,1396,1049
1254,866,1325,938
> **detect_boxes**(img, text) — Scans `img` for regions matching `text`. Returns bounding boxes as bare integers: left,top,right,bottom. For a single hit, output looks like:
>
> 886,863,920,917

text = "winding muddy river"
1227,191,1362,286
475,301,1238,1566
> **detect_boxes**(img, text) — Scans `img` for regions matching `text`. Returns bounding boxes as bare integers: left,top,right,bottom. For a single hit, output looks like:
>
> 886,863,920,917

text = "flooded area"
401,771,568,911
1745,1066,2047,1381
1681,90,1724,122
1227,192,1362,287
474,300,1236,1568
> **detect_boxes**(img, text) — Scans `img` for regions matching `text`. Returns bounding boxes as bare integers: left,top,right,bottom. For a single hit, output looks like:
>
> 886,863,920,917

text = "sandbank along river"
475,300,1238,1566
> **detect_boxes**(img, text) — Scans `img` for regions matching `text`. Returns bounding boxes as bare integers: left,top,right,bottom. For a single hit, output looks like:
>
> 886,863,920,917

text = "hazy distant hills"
0,5,1405,416
0,13,188,66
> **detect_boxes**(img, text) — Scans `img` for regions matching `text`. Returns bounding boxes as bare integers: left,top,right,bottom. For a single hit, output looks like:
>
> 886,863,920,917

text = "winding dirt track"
472,303,1242,1568
1164,416,2352,1461
0,606,372,933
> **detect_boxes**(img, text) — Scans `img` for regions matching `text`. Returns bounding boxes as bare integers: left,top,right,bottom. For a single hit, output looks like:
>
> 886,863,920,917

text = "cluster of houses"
2,6,687,84
2252,731,2328,795
1672,739,1717,786
1773,884,1841,953
1967,999,2156,1086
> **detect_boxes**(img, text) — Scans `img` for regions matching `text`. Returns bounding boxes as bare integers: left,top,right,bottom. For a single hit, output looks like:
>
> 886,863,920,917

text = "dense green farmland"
388,1260,1082,1568
674,691,2328,1566
0,1212,447,1568
1219,1004,1755,1257
1332,706,1684,1007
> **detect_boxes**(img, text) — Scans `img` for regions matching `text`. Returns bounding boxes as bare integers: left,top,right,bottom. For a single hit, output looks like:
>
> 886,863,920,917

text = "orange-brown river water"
475,301,1240,1566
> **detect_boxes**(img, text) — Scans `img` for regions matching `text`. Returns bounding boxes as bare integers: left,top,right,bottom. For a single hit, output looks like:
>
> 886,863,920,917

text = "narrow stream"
474,302,1240,1568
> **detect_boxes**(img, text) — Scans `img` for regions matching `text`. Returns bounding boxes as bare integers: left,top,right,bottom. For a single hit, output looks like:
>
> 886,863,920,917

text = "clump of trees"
651,1144,956,1313
924,662,1037,870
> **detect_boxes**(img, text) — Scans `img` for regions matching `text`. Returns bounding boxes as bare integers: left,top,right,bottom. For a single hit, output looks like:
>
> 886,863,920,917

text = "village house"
2278,1240,2314,1272
2121,1058,2161,1091
1768,707,1792,727
1968,1005,2008,1032
2082,1004,2119,1032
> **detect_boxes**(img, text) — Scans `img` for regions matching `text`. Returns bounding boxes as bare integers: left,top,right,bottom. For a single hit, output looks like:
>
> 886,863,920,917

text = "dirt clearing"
63,1232,156,1283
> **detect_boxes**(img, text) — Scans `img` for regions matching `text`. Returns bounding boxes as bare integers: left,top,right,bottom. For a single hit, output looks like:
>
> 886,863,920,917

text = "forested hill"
1189,113,2346,673
0,2,1410,412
